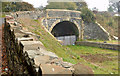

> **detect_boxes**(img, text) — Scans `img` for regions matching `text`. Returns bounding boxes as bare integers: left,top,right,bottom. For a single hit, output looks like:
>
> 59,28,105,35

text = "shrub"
107,19,113,26
81,7,96,23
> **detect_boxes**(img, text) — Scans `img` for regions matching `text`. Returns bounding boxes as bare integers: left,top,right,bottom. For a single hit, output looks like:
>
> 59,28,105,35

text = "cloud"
23,0,48,7
109,0,120,3
85,0,109,11
23,0,109,11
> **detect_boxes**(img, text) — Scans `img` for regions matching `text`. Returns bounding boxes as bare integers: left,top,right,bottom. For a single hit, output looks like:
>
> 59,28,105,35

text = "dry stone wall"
76,41,119,50
84,22,110,40
4,15,94,75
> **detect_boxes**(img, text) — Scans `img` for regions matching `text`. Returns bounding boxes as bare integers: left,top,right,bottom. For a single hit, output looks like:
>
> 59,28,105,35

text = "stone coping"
76,41,120,50
46,9,81,13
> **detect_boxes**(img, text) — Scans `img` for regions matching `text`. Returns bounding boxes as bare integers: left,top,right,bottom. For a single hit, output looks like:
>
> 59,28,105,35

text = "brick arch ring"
49,19,81,39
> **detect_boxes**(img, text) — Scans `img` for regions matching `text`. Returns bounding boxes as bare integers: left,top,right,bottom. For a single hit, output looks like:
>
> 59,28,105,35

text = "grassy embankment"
95,12,118,37
17,18,118,74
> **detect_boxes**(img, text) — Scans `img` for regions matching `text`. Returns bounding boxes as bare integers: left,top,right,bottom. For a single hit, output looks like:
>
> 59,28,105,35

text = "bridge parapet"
46,9,81,18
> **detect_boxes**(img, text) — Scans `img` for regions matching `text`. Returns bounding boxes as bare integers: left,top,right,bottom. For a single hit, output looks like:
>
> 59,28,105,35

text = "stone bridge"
41,9,82,39
41,9,110,45
11,9,110,45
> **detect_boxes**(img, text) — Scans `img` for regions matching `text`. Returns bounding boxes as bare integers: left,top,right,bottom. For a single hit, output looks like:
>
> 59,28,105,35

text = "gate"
56,35,76,45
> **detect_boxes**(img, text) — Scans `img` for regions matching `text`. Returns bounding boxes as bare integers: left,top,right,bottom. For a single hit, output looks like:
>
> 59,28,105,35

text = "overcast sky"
23,0,110,11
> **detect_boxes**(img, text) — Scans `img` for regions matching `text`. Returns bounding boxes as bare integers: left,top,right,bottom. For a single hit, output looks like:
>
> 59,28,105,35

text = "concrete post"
45,10,48,29
81,20,84,40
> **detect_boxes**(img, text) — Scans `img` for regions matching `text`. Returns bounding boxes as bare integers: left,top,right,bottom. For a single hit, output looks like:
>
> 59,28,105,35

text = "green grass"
28,20,69,58
19,18,118,74
67,45,118,74
31,23,118,74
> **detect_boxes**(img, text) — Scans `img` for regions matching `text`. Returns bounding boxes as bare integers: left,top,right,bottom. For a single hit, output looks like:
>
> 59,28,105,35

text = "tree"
92,7,98,11
108,1,119,12
92,7,98,14
108,6,114,12
2,2,35,12
45,2,77,10
75,2,88,11
107,18,114,26
45,1,89,11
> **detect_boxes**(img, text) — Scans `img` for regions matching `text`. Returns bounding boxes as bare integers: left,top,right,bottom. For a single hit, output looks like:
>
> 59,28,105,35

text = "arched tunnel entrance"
51,21,79,45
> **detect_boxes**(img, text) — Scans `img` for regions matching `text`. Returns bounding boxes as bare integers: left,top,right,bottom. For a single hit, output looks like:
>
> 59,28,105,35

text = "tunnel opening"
51,21,79,45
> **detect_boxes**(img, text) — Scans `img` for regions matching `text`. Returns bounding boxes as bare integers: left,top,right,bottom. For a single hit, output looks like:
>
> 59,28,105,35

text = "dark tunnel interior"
51,21,79,39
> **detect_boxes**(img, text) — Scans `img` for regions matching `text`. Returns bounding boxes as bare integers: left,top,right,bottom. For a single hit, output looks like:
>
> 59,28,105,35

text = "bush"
2,2,34,12
81,7,96,23
107,19,113,26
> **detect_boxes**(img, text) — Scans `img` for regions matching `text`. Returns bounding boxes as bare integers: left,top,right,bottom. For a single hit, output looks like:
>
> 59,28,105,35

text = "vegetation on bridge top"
45,1,119,36
45,2,87,11
46,2,95,23
45,2,77,10
81,7,96,23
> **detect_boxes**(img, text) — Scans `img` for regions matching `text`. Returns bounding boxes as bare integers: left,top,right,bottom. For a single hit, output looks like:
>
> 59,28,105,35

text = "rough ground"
67,45,118,74
80,53,117,63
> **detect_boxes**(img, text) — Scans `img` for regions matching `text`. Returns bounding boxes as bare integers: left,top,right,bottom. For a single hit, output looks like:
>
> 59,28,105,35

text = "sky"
23,0,110,11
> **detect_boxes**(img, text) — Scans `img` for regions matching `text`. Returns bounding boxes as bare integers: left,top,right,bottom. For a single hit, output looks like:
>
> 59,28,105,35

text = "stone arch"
49,19,81,39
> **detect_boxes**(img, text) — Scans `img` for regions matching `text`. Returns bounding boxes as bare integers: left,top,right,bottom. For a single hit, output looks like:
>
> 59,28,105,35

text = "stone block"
10,25,22,33
61,62,74,68
40,64,72,75
48,58,63,66
24,50,43,58
34,55,50,66
15,33,26,38
20,41,44,50
72,63,94,75
39,49,58,59
17,37,33,44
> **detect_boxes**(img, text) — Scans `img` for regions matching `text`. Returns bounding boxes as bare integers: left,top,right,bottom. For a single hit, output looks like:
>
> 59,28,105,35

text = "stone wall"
46,9,81,18
10,11,45,20
84,22,110,40
76,41,119,50
4,15,94,75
